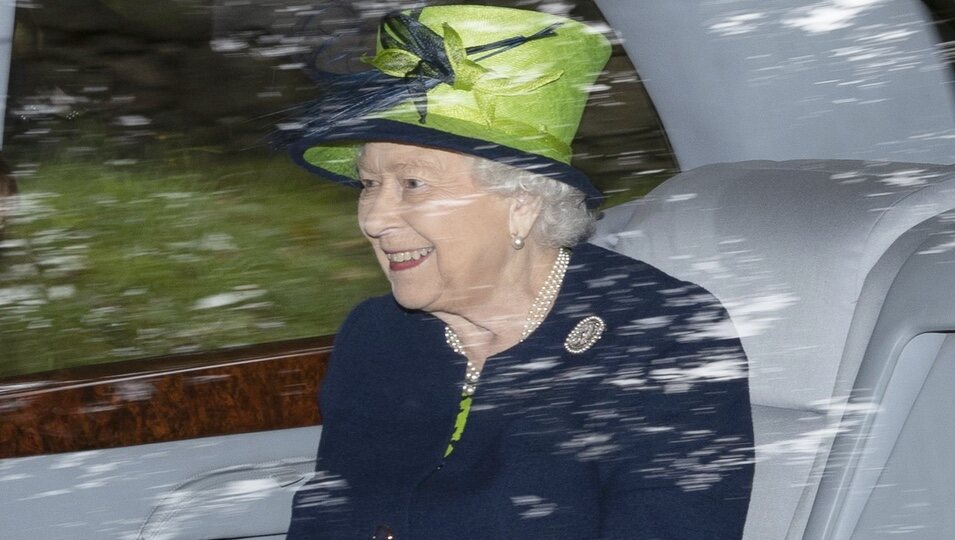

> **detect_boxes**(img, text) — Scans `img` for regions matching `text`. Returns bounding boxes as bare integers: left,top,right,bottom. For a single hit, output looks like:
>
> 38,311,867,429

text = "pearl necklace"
444,247,571,396
520,247,571,341
445,327,481,396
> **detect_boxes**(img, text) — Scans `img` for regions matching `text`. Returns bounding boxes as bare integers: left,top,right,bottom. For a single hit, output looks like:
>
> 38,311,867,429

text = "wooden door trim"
0,336,333,458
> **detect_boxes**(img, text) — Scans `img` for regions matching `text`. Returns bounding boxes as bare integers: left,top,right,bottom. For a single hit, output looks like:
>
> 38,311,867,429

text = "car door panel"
0,426,321,539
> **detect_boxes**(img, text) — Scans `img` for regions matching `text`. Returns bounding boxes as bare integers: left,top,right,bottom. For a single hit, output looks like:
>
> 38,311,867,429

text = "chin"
390,286,438,312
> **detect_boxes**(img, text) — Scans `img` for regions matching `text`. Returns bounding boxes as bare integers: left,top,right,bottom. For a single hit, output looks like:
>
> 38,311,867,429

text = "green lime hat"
279,5,612,207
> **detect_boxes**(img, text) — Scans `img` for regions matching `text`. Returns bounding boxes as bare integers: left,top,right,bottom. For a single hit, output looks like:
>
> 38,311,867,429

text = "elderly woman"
282,5,753,539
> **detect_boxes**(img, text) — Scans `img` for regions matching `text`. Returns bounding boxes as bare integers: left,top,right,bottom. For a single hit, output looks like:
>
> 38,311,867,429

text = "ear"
508,194,544,240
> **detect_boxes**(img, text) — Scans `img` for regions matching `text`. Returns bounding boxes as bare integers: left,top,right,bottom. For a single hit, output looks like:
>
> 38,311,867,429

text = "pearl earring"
511,235,525,250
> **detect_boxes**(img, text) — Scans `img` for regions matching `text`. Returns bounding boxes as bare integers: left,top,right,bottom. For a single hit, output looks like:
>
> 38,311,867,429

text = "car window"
0,0,676,378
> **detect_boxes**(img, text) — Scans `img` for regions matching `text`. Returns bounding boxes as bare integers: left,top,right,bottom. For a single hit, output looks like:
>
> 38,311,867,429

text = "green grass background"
0,151,388,378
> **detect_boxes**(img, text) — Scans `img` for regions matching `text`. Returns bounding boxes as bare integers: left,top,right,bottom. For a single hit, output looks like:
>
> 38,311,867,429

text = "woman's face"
357,142,514,315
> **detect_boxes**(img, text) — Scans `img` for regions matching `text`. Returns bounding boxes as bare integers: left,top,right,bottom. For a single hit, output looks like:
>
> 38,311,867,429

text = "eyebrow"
357,156,446,177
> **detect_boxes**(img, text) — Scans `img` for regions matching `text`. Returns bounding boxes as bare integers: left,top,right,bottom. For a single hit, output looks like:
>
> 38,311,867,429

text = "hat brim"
288,118,605,208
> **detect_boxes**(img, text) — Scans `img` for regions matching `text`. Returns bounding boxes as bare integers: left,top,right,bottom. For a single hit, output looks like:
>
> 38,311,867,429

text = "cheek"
433,220,509,275
356,202,372,236
371,245,388,268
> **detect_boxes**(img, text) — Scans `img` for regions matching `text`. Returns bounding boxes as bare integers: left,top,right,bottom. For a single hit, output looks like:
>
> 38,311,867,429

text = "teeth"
386,247,433,263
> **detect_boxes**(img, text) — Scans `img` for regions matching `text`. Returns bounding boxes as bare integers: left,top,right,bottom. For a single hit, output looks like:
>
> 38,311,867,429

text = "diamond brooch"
564,315,606,354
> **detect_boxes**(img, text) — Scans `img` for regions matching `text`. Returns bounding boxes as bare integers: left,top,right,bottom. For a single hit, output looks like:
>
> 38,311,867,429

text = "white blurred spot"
197,233,238,252
210,38,248,53
709,12,765,37
783,0,884,34
20,489,72,500
192,287,267,310
511,495,558,518
517,359,560,372
651,358,747,384
154,192,194,200
666,193,698,203
629,315,675,330
221,478,278,498
105,159,139,166
878,169,937,188
917,236,955,255
115,115,151,127
724,292,799,338
608,376,645,388
254,45,308,58
47,285,76,300
0,286,42,307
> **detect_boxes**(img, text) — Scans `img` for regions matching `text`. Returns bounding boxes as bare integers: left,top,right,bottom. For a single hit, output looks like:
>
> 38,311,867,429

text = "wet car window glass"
0,0,675,377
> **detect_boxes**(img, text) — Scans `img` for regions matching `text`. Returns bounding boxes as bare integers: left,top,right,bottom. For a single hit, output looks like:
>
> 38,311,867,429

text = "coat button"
373,524,395,540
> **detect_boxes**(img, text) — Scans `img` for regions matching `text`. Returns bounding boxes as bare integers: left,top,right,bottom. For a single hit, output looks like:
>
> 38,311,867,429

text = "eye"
403,178,425,190
359,178,379,190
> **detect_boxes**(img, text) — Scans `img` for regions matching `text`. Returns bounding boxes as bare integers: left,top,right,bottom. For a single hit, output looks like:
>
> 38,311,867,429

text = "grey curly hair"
472,157,598,248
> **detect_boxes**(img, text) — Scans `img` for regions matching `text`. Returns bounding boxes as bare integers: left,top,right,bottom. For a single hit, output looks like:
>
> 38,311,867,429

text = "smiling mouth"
385,247,433,271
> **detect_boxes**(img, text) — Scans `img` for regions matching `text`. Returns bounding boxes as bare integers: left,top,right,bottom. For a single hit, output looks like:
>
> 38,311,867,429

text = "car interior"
2,1,955,539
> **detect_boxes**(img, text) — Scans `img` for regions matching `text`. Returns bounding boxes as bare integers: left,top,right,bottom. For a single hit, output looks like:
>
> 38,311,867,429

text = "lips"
384,247,433,271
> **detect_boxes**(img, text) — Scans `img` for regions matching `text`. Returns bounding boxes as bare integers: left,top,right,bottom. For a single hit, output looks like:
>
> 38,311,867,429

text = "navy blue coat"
288,243,754,539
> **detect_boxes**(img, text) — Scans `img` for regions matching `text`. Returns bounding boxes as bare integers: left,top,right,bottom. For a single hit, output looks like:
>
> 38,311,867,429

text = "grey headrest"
593,0,955,168
592,160,955,410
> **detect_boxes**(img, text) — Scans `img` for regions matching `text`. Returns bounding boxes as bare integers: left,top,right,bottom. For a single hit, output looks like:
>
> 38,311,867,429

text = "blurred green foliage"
0,151,388,378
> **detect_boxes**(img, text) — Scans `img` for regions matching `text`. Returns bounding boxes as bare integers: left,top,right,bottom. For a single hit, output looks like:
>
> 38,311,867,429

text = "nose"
358,183,403,239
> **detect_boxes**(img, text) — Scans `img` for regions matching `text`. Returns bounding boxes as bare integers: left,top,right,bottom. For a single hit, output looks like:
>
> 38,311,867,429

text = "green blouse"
444,393,473,457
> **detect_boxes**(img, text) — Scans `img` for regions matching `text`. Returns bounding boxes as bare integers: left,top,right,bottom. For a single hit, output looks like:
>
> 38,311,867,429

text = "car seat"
591,159,955,539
